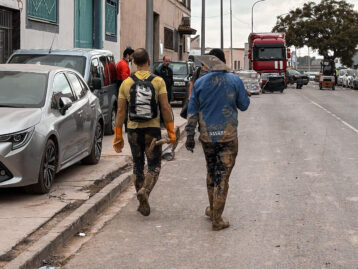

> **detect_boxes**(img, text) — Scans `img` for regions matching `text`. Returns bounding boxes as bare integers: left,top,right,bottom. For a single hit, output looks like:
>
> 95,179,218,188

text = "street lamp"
251,0,265,33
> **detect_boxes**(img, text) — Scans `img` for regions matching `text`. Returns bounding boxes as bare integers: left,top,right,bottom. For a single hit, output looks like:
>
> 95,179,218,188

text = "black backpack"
128,74,158,122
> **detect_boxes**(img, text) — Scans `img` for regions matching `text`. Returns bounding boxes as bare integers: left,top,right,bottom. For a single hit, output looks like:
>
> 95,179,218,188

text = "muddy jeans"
201,139,238,221
127,128,162,194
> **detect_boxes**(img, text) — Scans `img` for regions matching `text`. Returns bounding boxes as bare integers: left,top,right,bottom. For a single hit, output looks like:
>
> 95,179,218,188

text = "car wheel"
27,139,57,194
105,105,116,135
83,121,103,165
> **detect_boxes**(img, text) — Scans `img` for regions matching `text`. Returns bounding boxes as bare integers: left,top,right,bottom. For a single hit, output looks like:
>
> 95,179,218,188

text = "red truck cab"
248,33,290,93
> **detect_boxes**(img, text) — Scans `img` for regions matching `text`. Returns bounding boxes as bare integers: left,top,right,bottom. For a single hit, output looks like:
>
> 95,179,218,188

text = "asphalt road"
65,83,358,269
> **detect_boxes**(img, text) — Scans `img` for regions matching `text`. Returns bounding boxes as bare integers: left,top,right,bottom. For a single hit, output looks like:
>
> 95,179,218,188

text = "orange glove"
165,121,176,144
113,126,124,153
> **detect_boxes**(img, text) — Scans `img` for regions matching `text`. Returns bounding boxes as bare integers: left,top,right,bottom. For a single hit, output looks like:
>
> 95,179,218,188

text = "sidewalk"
0,106,186,268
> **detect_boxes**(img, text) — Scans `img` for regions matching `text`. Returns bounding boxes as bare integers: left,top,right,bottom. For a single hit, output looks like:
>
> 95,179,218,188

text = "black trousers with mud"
201,139,238,221
127,128,162,196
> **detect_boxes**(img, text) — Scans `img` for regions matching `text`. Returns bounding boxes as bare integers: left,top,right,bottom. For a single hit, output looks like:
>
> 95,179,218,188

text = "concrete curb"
5,122,187,269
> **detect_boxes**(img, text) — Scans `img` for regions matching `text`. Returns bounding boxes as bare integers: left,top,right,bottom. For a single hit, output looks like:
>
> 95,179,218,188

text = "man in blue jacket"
185,49,250,231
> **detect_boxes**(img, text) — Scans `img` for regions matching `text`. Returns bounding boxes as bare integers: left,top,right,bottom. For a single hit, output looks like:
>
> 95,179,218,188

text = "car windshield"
170,63,188,75
254,47,285,61
9,54,86,76
0,71,47,108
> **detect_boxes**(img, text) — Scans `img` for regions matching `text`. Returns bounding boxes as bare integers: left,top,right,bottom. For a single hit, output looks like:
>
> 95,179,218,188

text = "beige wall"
224,49,245,71
120,0,192,63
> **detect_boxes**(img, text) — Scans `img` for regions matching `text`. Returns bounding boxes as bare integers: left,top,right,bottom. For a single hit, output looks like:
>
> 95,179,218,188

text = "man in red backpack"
113,48,176,216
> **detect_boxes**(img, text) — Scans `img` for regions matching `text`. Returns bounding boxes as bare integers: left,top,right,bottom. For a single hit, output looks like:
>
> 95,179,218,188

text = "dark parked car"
0,64,103,193
286,69,309,85
7,49,118,135
154,61,194,104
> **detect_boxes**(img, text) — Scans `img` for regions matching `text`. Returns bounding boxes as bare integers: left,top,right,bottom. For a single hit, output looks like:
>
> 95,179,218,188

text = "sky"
190,0,358,56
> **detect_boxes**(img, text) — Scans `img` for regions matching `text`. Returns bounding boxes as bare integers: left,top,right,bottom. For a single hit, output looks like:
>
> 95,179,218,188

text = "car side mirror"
91,77,102,90
59,97,72,115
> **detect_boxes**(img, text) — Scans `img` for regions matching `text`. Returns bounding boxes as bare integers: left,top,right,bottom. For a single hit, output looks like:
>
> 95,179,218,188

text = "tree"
272,0,358,66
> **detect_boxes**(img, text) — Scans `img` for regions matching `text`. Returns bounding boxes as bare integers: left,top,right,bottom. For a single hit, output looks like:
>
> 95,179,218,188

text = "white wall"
20,1,74,49
8,0,121,60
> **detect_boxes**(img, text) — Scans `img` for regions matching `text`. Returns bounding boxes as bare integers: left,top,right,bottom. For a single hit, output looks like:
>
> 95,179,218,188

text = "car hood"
0,108,42,135
173,74,187,81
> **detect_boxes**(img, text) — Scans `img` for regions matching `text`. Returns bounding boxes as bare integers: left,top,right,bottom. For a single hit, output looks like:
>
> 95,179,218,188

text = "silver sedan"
0,64,104,193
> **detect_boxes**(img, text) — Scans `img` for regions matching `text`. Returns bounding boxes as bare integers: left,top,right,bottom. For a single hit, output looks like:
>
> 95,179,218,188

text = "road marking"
304,96,358,134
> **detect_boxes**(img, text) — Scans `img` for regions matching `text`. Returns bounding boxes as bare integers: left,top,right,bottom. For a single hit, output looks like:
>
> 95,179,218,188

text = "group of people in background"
113,47,250,231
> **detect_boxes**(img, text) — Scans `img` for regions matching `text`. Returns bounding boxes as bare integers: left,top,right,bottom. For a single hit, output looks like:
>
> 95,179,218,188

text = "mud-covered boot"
137,172,157,216
212,182,229,231
212,217,230,231
205,174,214,220
137,188,150,216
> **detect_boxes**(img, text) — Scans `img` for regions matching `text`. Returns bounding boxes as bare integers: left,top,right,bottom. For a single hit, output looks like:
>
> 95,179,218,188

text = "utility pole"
146,0,154,67
201,0,205,55
230,0,233,69
220,0,223,50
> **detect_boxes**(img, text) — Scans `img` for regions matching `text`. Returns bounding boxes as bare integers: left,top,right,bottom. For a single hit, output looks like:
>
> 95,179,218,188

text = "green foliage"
272,0,358,66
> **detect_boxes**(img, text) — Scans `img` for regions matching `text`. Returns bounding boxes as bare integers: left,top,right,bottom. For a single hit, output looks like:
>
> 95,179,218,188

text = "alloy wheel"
94,123,103,161
43,143,56,190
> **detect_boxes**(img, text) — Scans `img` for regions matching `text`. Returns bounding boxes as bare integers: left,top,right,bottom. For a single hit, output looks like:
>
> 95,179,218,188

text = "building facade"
120,0,195,62
0,0,121,63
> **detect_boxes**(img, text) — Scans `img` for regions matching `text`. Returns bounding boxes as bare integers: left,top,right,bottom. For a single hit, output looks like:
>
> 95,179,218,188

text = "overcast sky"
190,0,358,56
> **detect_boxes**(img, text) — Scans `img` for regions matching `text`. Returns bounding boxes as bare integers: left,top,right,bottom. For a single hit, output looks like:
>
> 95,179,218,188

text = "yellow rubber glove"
113,126,124,153
165,121,176,144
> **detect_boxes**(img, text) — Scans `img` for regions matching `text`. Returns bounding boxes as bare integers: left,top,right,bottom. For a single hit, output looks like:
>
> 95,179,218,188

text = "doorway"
74,0,102,48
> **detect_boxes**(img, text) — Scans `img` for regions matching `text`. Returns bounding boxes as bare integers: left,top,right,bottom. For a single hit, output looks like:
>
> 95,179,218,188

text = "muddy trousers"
127,128,162,196
201,139,238,222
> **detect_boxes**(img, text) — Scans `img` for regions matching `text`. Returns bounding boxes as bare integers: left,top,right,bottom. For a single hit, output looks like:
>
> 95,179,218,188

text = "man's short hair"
163,55,170,61
208,48,226,63
133,48,149,66
123,47,134,58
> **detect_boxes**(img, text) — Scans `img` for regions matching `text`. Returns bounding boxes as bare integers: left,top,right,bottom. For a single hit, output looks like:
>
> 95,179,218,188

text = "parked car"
342,69,357,88
0,64,103,193
337,69,347,86
304,71,319,81
153,61,194,104
236,70,261,94
7,49,117,135
286,69,309,85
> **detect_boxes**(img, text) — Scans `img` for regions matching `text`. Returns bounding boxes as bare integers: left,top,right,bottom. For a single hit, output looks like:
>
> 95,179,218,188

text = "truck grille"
0,162,13,183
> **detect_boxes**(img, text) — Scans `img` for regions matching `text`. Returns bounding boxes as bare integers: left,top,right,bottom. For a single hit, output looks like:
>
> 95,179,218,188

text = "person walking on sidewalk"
155,56,173,103
185,49,250,231
113,48,176,216
116,47,134,91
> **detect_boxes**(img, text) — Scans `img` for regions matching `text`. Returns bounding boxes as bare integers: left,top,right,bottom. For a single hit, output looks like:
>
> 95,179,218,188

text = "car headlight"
0,127,34,150
174,81,186,87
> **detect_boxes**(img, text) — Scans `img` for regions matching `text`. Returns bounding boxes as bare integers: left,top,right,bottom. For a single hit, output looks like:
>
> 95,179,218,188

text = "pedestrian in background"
113,48,176,217
116,47,134,132
116,47,134,91
185,49,250,231
155,56,173,103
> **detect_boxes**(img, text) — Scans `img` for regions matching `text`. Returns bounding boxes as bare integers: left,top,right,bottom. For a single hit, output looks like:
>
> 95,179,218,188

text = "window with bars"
105,0,117,37
164,27,174,50
27,0,58,23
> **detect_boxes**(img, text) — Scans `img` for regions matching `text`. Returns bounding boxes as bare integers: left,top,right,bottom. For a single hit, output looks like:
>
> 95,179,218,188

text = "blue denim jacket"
186,71,250,142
